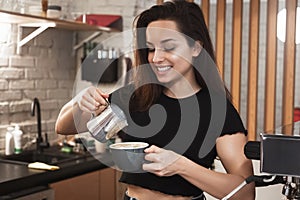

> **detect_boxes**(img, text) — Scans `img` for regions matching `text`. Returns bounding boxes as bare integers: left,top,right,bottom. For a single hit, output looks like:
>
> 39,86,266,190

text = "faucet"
31,97,49,153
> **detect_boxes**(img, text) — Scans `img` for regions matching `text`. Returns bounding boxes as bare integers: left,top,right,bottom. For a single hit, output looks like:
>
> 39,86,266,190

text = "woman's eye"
146,45,176,52
164,47,175,51
163,44,176,52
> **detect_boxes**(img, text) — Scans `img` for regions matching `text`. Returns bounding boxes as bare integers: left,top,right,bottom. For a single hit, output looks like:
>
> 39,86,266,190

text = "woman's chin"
154,73,173,84
156,78,171,84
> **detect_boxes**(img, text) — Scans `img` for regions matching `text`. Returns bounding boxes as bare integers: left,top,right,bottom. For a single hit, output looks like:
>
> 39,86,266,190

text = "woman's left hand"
143,145,182,177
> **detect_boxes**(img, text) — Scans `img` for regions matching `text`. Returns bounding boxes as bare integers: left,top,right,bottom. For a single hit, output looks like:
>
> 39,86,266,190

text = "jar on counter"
47,5,61,19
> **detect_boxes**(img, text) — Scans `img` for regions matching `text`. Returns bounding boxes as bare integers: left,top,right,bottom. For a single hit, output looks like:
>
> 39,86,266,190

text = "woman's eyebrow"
146,39,176,46
161,38,176,44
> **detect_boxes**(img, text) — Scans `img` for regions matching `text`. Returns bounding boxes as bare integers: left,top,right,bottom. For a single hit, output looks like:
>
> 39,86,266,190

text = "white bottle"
13,124,23,154
5,126,14,155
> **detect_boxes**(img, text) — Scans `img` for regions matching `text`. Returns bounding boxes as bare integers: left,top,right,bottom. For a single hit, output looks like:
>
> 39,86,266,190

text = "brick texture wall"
0,26,75,153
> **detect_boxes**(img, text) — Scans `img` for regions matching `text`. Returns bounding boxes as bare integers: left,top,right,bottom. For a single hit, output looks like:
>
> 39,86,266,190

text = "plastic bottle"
5,126,14,155
13,125,23,154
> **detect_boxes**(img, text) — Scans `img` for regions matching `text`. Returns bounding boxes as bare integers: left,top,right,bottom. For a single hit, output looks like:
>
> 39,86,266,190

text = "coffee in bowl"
110,142,148,150
109,142,149,172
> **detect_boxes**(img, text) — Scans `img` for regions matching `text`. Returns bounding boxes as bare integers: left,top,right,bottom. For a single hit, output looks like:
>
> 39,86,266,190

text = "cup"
109,142,149,173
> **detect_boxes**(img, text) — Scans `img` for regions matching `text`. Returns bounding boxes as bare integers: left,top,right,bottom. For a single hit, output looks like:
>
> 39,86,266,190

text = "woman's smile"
155,65,172,73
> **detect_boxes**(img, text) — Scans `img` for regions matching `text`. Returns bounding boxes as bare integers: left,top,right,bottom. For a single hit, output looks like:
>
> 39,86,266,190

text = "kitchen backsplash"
0,26,75,153
0,0,157,154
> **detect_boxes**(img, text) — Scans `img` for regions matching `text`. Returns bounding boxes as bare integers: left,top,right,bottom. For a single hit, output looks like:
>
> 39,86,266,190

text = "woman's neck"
163,80,201,99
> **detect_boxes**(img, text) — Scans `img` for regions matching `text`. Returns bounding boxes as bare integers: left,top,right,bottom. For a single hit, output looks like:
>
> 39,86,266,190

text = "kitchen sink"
0,146,90,165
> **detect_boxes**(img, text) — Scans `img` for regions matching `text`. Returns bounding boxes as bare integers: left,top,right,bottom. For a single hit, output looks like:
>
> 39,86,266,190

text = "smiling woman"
55,1,255,200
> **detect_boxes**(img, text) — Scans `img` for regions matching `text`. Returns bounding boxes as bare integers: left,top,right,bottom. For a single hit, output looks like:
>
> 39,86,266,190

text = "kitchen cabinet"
50,168,116,200
116,171,127,200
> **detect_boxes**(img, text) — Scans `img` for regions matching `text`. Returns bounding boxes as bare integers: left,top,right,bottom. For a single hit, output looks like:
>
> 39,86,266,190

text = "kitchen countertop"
0,150,113,198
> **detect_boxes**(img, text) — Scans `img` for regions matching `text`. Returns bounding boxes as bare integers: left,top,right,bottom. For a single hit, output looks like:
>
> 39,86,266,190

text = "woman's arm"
55,86,109,135
180,133,255,199
143,133,255,200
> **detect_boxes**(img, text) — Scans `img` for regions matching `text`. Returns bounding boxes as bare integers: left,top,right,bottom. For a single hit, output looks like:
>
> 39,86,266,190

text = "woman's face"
146,20,200,85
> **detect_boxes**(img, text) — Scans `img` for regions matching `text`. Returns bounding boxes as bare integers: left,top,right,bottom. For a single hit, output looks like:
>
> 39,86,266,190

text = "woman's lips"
156,66,172,72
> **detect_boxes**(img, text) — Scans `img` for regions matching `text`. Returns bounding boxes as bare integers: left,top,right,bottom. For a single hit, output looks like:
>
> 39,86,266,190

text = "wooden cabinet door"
99,168,116,199
51,168,116,200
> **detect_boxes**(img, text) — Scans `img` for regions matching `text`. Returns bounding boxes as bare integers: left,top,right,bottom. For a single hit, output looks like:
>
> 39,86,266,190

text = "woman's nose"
151,49,165,63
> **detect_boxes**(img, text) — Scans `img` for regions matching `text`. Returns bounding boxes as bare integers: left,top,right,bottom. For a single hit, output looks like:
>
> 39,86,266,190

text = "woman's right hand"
76,86,109,116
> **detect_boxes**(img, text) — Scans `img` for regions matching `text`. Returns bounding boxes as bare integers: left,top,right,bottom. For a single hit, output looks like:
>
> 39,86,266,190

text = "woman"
55,1,255,200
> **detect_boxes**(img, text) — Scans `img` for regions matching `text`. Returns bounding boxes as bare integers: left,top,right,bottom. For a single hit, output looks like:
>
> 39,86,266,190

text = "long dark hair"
131,0,230,111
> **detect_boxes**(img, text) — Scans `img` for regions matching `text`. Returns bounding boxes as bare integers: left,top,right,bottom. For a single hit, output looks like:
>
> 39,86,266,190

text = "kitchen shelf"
0,9,120,32
0,10,122,54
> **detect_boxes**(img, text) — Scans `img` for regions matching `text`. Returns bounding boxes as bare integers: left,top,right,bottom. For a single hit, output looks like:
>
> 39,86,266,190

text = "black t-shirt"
110,85,247,197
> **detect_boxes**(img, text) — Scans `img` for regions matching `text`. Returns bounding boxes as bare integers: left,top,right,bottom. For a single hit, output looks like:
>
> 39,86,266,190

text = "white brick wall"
0,91,22,101
9,100,31,113
10,56,35,67
0,68,24,79
0,25,75,153
0,103,9,114
0,80,8,90
10,80,35,90
0,58,9,66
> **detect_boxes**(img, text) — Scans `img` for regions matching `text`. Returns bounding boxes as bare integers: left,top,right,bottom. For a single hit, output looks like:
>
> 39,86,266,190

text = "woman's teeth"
157,66,171,72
